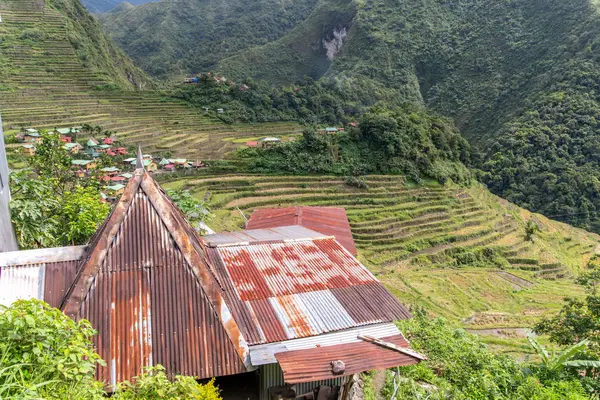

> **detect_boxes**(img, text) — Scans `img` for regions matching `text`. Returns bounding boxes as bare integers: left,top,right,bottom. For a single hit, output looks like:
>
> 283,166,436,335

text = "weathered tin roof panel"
247,207,358,255
209,234,411,345
204,225,325,247
62,171,248,385
0,264,45,306
275,335,420,383
249,323,401,366
0,246,84,307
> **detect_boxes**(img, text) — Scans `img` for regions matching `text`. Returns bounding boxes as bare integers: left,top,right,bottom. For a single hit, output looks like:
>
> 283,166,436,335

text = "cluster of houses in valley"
17,127,205,201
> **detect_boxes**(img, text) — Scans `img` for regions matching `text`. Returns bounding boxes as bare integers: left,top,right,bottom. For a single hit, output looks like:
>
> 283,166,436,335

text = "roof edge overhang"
0,245,86,267
275,333,425,384
248,323,401,366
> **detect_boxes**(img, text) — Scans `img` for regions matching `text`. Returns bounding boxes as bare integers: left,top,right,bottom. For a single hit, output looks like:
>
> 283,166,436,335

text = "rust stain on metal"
211,234,411,345
62,170,248,384
275,335,420,383
247,207,358,255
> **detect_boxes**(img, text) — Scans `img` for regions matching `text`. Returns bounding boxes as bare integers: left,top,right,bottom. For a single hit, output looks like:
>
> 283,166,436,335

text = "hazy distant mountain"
83,0,157,13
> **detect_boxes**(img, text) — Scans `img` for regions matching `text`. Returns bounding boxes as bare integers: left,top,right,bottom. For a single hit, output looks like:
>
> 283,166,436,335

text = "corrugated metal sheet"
0,247,84,308
249,323,401,366
275,335,419,383
44,260,79,308
204,226,326,247
59,169,248,386
75,186,247,385
0,264,45,306
259,363,347,400
247,207,358,255
208,237,411,345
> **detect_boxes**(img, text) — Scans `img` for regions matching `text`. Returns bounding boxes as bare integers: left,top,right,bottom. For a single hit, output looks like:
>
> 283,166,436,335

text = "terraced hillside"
0,0,301,159
161,174,600,330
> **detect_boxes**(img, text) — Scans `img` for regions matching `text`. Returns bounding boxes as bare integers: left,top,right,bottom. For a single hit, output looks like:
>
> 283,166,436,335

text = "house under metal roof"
0,156,422,397
246,206,358,255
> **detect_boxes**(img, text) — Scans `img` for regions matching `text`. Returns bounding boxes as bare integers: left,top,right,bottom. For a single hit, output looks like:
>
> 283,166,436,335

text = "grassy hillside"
160,173,600,331
0,0,302,159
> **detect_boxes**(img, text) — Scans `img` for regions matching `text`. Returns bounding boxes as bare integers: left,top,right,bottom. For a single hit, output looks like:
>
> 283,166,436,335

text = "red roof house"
246,206,358,255
103,137,114,145
246,141,258,148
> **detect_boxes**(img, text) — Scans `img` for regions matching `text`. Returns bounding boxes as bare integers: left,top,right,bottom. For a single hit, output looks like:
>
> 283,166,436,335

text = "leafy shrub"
389,313,589,399
0,300,105,399
19,28,44,41
345,176,369,189
113,366,221,400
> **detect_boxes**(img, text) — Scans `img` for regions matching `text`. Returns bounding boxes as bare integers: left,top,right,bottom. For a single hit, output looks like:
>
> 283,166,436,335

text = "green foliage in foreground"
234,105,471,184
113,366,221,400
388,314,590,399
0,300,105,399
0,300,222,399
9,133,110,249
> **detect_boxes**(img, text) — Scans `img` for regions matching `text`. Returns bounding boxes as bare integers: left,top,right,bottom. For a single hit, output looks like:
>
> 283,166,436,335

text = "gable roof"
61,166,248,384
246,206,357,255
204,226,411,346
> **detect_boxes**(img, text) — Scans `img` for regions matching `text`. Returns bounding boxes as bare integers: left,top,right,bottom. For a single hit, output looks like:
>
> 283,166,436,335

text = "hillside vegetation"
0,0,302,159
99,0,322,78
160,173,600,331
104,0,600,233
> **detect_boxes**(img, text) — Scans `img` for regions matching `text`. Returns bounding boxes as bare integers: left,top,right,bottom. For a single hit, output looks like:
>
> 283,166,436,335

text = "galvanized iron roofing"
205,227,411,346
246,206,358,255
276,334,419,383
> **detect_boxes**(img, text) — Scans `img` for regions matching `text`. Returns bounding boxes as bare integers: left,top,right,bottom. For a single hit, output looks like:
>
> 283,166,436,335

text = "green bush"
19,28,44,41
386,313,590,399
113,366,222,400
0,299,105,399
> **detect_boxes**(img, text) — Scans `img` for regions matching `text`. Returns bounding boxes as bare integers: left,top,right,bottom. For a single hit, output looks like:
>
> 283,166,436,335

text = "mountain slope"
103,0,600,233
99,0,321,78
162,173,600,329
83,0,154,13
0,0,302,159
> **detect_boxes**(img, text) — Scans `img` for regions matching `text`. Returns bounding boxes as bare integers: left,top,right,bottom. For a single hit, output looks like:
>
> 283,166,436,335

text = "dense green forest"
103,0,600,233
99,0,321,78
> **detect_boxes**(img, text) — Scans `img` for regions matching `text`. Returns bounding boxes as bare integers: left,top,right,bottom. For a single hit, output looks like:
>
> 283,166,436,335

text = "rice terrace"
2,0,600,398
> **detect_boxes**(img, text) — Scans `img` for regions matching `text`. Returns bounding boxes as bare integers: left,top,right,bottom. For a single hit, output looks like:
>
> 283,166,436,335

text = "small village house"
71,159,96,171
23,131,41,144
104,183,125,196
130,158,157,171
122,157,136,165
217,108,224,114
22,144,35,156
102,137,114,145
101,166,121,177
64,143,83,154
260,137,281,148
246,141,258,148
0,152,424,399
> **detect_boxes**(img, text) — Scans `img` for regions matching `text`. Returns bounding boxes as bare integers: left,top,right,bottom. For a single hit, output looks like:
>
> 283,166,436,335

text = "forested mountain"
99,0,322,77
102,0,600,232
82,0,154,13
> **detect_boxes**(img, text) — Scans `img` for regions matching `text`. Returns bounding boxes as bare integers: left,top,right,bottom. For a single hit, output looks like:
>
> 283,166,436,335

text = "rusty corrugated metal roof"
275,334,420,383
60,168,248,386
246,207,358,255
0,246,84,307
207,230,411,345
